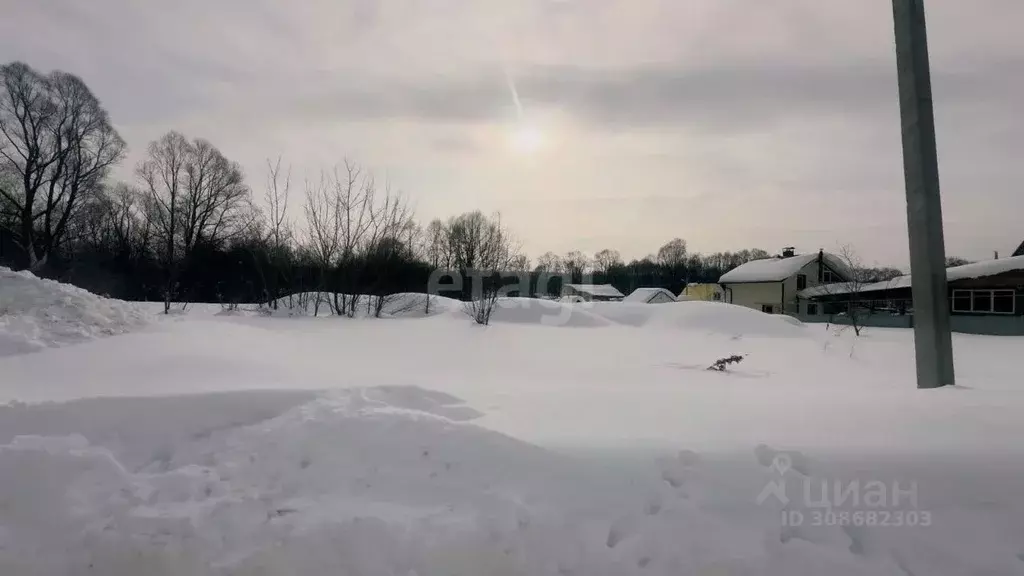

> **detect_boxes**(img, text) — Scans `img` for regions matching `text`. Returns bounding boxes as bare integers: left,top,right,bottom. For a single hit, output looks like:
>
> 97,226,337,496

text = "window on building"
807,303,818,315
972,291,992,313
952,289,1016,314
824,302,844,315
822,269,839,284
796,274,807,290
761,304,774,314
952,290,972,312
994,290,1015,314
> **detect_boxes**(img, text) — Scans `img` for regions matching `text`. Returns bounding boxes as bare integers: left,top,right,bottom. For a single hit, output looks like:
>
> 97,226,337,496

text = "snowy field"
3,267,1024,575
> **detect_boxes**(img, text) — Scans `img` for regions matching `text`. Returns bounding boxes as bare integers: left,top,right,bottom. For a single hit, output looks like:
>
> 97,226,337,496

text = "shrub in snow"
707,354,745,372
464,288,500,325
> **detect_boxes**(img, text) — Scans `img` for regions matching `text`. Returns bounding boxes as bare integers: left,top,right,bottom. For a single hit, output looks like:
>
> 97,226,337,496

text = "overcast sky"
4,0,1023,267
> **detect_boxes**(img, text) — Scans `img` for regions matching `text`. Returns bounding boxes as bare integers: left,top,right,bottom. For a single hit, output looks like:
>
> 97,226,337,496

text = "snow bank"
576,300,805,336
269,292,461,318
487,297,613,327
582,301,662,327
267,294,612,327
643,301,806,336
479,298,804,335
0,267,151,357
0,387,919,576
122,291,797,338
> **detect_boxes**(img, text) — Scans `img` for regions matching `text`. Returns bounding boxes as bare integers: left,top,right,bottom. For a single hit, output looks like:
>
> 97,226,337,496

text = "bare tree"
819,245,873,336
447,211,520,325
265,158,291,254
363,178,414,318
260,157,292,309
416,219,455,314
138,132,189,313
106,183,151,260
509,253,529,272
63,181,149,263
301,160,413,318
860,266,903,282
749,248,771,260
0,62,126,270
303,172,340,316
657,238,688,268
423,218,449,270
138,132,252,313
534,251,563,273
332,161,375,317
593,248,622,273
180,138,250,254
562,250,590,282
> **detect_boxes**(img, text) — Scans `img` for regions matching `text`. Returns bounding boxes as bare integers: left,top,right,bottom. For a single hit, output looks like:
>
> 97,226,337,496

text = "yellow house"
681,283,723,302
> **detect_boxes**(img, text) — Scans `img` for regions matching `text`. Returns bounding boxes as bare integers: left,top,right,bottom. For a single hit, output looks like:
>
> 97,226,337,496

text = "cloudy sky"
4,0,1023,267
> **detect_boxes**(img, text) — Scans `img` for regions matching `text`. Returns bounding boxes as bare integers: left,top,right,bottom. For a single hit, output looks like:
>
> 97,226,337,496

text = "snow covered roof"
719,253,850,284
623,287,677,303
797,280,902,299
797,254,1024,298
563,284,624,298
946,255,1024,282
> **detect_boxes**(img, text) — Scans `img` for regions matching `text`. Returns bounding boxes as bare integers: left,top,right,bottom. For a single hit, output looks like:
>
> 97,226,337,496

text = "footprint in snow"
659,449,701,491
754,444,812,476
606,519,633,549
661,466,687,490
677,449,700,467
842,524,866,556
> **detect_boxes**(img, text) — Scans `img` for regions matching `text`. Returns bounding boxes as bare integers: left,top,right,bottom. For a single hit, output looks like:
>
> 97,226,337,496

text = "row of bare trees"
0,62,438,317
299,160,417,317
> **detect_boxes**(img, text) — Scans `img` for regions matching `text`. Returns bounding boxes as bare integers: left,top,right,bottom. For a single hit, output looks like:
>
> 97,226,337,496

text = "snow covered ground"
3,268,1024,575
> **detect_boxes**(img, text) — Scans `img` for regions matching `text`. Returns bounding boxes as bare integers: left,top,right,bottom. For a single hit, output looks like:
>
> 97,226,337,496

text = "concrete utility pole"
892,0,955,388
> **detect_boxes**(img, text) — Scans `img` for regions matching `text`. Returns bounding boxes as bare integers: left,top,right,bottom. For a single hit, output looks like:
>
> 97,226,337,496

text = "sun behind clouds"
508,124,546,155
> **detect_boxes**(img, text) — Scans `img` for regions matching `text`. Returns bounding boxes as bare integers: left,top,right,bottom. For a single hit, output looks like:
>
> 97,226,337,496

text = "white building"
624,287,677,304
560,283,625,302
718,249,850,314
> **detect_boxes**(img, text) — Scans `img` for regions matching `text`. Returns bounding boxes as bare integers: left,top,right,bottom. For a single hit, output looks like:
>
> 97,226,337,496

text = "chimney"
782,247,796,258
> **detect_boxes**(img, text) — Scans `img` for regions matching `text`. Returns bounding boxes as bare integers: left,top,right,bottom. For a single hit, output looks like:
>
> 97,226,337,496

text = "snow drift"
5,279,1024,574
0,387,918,576
0,267,151,357
487,297,613,327
269,292,462,318
582,300,806,336
643,301,806,336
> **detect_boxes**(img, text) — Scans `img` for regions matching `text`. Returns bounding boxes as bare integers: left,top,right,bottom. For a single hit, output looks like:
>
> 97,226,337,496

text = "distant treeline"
0,220,776,304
